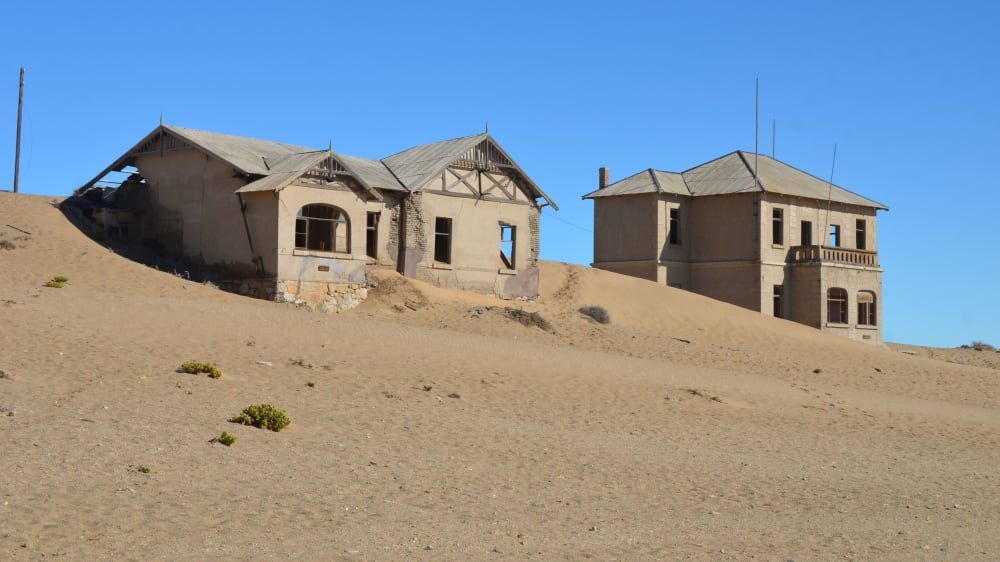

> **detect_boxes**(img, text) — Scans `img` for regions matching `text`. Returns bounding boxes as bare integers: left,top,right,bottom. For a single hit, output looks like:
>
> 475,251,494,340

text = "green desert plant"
180,361,222,379
229,404,290,432
217,432,237,446
578,305,611,324
43,275,70,288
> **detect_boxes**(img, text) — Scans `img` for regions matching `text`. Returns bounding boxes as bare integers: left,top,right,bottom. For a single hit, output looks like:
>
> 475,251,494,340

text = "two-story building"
584,151,888,344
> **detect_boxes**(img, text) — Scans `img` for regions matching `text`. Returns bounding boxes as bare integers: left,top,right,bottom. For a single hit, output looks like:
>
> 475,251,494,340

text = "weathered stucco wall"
407,189,541,298
274,183,374,286
593,194,659,263
134,150,253,275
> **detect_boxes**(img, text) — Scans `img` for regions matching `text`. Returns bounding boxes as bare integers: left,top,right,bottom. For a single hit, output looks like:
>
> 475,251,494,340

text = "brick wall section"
528,207,540,267
404,192,427,251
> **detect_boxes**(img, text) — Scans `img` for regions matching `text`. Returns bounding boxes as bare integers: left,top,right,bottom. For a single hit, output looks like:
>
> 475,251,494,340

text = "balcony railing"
788,245,879,267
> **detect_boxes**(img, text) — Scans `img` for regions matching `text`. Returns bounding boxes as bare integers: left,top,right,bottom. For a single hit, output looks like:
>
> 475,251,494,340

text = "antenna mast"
13,67,24,193
821,144,838,245
754,78,759,189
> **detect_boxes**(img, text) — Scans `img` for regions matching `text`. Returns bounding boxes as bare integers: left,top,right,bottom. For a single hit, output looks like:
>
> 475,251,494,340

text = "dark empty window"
366,211,379,259
801,220,812,246
856,219,867,250
500,223,516,269
669,208,681,245
772,208,784,245
434,217,452,264
857,291,876,326
827,287,848,323
829,224,841,247
295,204,349,253
773,284,784,318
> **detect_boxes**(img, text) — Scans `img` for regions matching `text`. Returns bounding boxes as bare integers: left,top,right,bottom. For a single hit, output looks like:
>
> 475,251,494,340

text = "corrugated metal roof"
235,171,302,193
82,125,555,207
582,169,688,198
164,125,314,176
382,134,487,190
736,151,888,209
585,151,887,210
335,153,405,192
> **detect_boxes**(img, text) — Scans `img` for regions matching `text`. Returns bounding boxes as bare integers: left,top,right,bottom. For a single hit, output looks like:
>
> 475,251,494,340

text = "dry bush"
578,305,611,324
503,307,553,332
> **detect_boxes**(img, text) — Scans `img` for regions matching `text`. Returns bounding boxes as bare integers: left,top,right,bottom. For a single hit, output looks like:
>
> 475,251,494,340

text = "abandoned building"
584,151,888,344
74,124,557,311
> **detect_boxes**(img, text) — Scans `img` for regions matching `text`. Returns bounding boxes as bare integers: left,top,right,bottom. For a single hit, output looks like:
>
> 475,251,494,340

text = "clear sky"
3,1,998,348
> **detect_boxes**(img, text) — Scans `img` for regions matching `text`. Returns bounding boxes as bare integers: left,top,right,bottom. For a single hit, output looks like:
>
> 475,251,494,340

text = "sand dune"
1,191,998,560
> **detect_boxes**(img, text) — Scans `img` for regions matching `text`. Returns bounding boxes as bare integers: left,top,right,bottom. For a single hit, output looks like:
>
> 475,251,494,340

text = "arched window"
857,291,877,326
827,287,848,324
295,204,349,253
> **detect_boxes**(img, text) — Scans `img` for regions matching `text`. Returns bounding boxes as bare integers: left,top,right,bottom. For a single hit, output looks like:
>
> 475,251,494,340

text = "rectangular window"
366,212,379,259
857,291,876,326
773,284,784,318
669,208,681,245
434,217,452,264
772,208,784,245
829,224,841,247
856,219,867,250
801,220,812,246
499,223,516,270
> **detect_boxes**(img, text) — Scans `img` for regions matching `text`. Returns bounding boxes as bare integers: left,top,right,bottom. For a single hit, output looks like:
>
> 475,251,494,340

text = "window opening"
500,223,516,269
857,291,876,326
773,284,784,318
856,219,867,250
669,208,681,245
434,217,452,264
829,224,841,247
801,220,812,246
295,204,349,253
366,212,379,259
827,287,848,323
772,208,784,245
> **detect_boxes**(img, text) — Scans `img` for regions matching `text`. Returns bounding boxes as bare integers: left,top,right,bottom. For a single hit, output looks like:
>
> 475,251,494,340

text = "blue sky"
3,1,998,348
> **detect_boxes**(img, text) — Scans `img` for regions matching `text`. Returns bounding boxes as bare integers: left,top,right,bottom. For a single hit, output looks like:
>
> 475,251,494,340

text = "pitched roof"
383,133,558,209
585,151,888,210
81,125,554,208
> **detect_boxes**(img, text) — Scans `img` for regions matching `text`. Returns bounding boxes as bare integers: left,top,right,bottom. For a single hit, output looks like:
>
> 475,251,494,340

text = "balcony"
788,245,879,267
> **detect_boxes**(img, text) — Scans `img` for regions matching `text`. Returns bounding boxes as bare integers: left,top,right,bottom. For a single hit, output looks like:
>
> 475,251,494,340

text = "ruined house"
584,152,887,344
75,124,556,311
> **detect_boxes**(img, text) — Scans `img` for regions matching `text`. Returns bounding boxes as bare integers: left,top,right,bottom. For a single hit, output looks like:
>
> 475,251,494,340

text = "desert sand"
1,191,998,560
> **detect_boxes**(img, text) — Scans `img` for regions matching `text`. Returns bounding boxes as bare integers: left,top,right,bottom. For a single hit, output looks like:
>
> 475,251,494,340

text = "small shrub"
137,465,152,474
422,384,433,392
217,432,237,446
578,305,611,324
229,404,290,432
52,275,69,283
0,240,16,250
968,341,996,352
181,361,222,379
43,280,64,288
503,307,553,332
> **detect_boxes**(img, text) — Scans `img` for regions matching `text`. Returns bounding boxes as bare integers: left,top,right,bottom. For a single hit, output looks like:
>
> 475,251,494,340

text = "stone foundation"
218,277,370,313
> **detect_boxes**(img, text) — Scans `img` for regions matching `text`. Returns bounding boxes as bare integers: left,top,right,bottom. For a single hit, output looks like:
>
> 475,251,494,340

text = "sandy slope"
1,191,998,561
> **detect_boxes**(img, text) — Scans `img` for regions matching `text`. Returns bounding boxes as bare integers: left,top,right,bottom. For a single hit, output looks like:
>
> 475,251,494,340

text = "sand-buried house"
73,124,557,311
584,152,888,344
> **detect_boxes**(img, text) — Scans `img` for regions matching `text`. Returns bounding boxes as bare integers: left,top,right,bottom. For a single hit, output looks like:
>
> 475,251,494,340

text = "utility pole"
14,67,24,193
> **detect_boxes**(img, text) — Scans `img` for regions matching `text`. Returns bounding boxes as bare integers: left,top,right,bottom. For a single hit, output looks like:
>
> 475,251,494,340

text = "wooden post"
13,67,24,193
